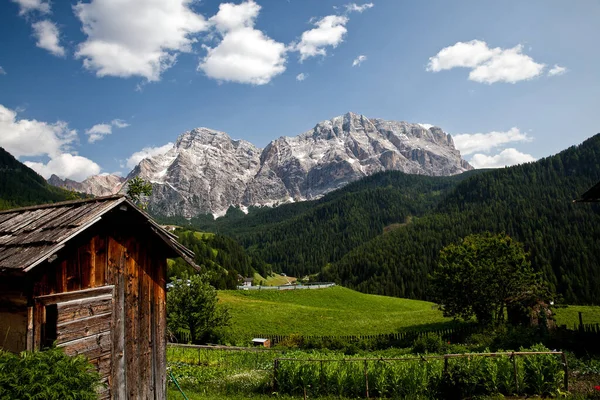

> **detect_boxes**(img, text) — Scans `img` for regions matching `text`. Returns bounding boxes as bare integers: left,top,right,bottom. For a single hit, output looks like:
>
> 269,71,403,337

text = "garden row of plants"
274,344,565,399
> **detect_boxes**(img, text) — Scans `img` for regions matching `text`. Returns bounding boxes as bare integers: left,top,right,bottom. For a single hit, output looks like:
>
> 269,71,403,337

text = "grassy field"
252,272,297,286
218,286,452,343
554,305,600,328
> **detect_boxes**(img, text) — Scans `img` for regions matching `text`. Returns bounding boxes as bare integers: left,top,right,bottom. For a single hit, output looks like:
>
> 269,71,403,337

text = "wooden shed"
0,195,198,399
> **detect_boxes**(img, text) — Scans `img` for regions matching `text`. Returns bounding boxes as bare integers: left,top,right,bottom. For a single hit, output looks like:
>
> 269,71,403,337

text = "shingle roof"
0,195,198,273
574,181,600,203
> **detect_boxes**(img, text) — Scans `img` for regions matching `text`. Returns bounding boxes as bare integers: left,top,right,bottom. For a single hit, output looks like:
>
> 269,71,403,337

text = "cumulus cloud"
199,1,286,85
344,3,374,13
453,127,532,156
427,40,546,84
0,104,77,158
352,54,367,66
86,119,130,143
126,143,174,169
32,20,65,57
25,154,101,181
296,73,307,81
469,148,536,169
0,67,5,75
74,0,208,82
0,104,101,181
548,64,567,76
295,15,349,61
11,0,50,15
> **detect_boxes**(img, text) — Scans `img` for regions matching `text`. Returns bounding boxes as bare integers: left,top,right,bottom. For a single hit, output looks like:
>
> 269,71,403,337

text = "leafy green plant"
0,348,101,400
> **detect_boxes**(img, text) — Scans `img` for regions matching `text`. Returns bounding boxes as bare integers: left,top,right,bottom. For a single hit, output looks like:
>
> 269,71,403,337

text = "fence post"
561,352,569,391
512,353,519,394
273,359,279,392
444,356,449,374
364,359,370,399
320,360,324,394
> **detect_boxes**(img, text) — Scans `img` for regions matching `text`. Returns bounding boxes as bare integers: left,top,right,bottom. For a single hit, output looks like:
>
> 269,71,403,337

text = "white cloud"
296,73,307,81
74,0,208,82
0,104,77,158
352,54,367,66
548,64,567,76
453,127,532,156
25,153,101,181
0,104,101,181
126,143,174,169
11,0,50,15
469,148,536,169
86,119,130,143
344,3,374,13
32,20,66,57
427,40,545,84
111,119,130,128
199,1,287,85
295,15,349,61
0,67,5,75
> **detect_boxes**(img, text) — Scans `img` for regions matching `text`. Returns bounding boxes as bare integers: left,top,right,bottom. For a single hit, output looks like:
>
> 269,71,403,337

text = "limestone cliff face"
48,174,125,197
53,112,472,217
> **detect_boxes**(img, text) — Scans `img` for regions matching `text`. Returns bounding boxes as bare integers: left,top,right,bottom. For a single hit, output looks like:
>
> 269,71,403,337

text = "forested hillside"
170,230,271,289
162,170,481,277
323,134,600,304
0,147,76,210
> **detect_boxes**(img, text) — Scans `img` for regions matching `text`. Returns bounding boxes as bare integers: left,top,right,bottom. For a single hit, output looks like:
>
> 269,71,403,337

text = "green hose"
169,370,189,400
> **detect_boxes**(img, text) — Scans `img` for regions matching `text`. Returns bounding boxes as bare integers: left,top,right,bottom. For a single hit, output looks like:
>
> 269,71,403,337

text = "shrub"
412,333,447,354
0,348,101,400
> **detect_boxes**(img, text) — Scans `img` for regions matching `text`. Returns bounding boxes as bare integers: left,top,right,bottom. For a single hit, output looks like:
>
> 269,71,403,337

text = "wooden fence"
254,324,479,347
273,351,569,398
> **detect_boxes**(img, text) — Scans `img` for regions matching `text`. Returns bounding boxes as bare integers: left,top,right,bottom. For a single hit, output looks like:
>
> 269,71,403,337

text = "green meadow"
553,305,600,328
218,286,453,342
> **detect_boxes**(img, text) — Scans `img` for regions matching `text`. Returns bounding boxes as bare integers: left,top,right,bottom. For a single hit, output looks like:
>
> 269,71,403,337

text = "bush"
412,333,447,354
0,348,101,400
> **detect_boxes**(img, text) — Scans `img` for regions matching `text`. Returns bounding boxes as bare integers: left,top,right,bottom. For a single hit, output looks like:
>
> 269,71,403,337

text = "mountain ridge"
70,112,471,217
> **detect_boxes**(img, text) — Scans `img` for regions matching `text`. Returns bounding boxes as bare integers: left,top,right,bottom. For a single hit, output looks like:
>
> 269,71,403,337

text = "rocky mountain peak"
49,113,473,217
48,173,125,197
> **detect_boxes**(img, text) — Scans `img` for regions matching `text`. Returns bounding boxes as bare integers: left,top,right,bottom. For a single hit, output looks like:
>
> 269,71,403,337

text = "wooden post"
561,352,569,391
364,359,370,399
578,311,584,330
320,360,324,393
273,359,279,392
512,353,519,394
444,356,449,374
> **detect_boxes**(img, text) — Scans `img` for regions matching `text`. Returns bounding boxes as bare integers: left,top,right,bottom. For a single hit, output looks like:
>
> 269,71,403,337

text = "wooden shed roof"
574,181,600,203
0,195,198,273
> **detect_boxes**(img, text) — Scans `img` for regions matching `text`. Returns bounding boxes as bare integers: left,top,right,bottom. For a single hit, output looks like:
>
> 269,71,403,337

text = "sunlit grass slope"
218,286,452,341
554,305,600,328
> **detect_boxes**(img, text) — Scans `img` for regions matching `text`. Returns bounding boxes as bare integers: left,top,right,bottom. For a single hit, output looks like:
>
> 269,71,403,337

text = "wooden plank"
155,256,167,400
125,239,140,399
87,239,95,288
56,295,112,324
94,235,107,286
26,306,33,351
58,331,111,360
56,312,112,344
34,286,114,304
139,260,151,400
109,237,127,400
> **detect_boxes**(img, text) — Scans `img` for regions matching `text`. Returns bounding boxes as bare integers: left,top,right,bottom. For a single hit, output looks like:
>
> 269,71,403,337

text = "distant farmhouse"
0,195,198,399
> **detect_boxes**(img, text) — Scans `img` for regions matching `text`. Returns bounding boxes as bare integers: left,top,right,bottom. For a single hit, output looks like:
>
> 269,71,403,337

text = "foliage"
0,347,101,400
167,274,231,344
326,134,600,304
217,286,452,344
274,345,564,399
412,333,447,354
431,232,549,325
126,176,153,209
0,147,78,210
171,230,270,289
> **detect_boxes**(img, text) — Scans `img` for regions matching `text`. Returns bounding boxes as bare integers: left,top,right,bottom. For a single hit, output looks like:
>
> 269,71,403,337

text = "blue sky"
0,0,598,181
